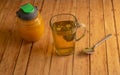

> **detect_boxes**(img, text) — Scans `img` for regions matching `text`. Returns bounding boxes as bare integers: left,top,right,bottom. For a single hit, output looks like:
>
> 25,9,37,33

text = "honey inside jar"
16,3,44,42
17,13,44,42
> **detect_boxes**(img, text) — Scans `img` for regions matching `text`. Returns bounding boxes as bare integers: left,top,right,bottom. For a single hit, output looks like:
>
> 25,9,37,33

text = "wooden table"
0,0,120,75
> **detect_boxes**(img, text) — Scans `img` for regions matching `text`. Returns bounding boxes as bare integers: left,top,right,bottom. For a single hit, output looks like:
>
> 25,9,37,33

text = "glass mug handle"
75,22,86,41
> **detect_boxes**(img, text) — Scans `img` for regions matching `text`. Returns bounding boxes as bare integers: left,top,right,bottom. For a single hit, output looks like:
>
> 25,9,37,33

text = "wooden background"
0,0,120,75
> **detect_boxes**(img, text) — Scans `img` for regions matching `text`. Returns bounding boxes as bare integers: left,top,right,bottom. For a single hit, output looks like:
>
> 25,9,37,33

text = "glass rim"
50,13,78,27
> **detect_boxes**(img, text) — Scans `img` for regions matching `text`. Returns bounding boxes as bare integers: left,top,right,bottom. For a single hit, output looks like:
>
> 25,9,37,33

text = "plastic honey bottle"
16,3,44,42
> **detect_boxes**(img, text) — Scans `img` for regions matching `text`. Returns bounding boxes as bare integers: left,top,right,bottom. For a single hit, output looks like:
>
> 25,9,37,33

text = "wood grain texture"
0,0,120,75
90,0,108,75
112,0,120,64
0,0,17,62
13,41,32,75
103,0,120,75
0,0,23,74
73,0,90,75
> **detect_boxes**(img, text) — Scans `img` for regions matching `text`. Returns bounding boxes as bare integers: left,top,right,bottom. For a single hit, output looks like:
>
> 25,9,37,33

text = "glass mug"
50,14,86,56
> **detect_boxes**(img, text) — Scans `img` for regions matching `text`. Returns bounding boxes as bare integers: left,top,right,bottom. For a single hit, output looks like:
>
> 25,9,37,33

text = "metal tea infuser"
82,34,112,54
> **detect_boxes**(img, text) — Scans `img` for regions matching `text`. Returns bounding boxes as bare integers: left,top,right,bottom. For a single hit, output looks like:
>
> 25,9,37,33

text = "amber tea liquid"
52,20,76,55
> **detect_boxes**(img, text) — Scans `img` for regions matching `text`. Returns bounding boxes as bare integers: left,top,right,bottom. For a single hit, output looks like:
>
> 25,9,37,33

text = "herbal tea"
52,20,76,55
50,14,86,56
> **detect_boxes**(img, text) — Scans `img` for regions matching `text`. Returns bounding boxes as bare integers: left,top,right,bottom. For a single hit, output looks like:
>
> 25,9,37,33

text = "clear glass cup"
50,13,86,56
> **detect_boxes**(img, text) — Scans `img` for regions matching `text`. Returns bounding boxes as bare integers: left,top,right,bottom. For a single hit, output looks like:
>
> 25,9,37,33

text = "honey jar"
16,3,44,42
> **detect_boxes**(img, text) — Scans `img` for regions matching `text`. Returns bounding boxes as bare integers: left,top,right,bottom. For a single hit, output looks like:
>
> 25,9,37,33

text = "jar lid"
20,3,34,14
16,3,38,20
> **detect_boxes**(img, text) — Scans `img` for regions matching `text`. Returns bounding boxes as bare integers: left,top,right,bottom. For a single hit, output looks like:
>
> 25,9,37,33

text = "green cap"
20,3,34,14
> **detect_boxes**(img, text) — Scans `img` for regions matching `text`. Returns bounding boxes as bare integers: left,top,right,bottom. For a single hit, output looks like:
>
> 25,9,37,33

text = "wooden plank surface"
103,0,120,75
90,0,108,75
73,0,90,75
0,0,23,74
0,0,120,75
0,0,12,62
113,0,120,64
0,0,21,62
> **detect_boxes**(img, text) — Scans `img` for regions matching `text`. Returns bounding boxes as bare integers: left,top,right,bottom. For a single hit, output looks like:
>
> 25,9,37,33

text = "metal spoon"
82,34,112,54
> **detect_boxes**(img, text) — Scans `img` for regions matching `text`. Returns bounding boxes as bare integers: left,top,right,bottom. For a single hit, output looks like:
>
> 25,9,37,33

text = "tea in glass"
52,20,76,55
50,14,86,56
